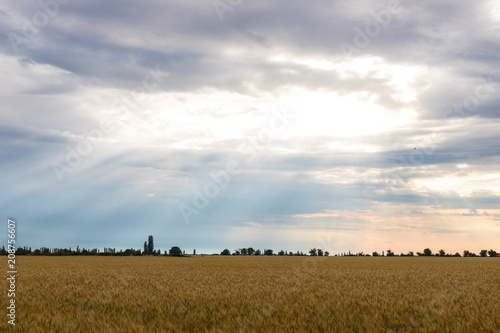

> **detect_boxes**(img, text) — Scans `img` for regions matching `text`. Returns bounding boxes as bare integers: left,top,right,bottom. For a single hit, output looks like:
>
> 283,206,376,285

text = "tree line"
1,236,498,258
1,236,187,257
345,248,498,257
219,248,330,256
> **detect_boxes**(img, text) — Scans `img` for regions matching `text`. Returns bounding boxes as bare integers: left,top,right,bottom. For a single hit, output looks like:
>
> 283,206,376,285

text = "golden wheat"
2,256,499,332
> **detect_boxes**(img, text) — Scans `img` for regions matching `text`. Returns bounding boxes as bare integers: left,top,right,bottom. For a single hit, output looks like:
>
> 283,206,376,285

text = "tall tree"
143,241,147,255
147,235,154,255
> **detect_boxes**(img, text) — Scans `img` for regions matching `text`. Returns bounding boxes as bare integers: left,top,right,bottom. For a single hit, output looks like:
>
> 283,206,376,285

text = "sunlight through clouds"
283,90,416,137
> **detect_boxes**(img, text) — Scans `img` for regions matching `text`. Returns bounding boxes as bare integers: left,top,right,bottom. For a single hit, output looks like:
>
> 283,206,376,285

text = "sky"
1,0,500,255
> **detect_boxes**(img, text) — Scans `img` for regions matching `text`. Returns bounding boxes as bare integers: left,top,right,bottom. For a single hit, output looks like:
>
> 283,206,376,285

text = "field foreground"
3,256,500,332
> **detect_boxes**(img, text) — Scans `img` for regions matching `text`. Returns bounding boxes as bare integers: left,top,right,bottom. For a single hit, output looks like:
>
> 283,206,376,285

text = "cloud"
462,208,480,216
1,0,500,252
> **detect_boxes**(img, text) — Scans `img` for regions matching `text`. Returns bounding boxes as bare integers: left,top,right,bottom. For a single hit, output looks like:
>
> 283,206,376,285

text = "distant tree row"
219,248,330,256
0,235,187,257
373,248,498,257
1,241,498,258
0,245,145,256
0,245,188,257
328,248,499,258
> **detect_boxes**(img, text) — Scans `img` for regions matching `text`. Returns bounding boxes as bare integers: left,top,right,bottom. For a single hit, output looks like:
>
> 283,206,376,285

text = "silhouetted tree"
278,250,285,256
439,249,446,257
240,248,248,255
254,249,261,255
169,246,182,256
147,235,154,255
488,249,498,257
221,249,231,255
453,252,461,257
386,249,395,257
143,241,147,255
247,247,255,256
480,249,488,257
324,251,329,256
15,247,26,255
423,248,432,256
463,250,470,257
372,251,380,257
317,249,324,256
309,248,317,256
264,249,273,256
233,250,240,255
123,248,135,256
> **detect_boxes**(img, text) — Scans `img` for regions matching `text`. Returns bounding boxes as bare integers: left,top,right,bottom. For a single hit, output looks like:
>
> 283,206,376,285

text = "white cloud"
1,0,500,252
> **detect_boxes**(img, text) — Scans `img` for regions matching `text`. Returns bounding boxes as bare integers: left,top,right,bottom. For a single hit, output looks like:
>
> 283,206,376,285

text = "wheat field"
2,256,500,332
